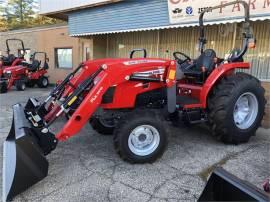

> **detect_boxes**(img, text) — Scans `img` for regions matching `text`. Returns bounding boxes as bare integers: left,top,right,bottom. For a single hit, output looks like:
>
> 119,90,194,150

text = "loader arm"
56,70,111,140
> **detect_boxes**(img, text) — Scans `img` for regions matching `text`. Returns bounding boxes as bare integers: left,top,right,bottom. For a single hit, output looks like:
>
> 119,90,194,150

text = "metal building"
39,0,270,80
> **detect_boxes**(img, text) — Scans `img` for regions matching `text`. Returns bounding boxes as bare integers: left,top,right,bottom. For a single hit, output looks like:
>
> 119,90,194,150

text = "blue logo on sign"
186,6,193,15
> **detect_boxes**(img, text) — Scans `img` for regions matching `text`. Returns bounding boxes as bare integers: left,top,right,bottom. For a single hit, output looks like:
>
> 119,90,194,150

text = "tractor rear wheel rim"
128,125,160,156
233,92,258,130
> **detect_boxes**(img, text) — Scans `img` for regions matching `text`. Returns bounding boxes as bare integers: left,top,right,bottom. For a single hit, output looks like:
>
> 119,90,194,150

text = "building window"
55,48,72,68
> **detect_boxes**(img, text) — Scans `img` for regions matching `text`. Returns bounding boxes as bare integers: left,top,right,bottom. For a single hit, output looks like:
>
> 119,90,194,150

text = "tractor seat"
28,60,41,71
2,54,16,66
182,49,216,79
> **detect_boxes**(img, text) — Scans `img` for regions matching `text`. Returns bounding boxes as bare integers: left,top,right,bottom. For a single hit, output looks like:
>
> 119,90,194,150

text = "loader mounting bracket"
29,127,58,155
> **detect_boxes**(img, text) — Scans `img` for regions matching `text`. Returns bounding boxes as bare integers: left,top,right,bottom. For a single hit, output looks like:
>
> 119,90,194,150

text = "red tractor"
2,1,267,201
0,39,26,77
0,52,49,93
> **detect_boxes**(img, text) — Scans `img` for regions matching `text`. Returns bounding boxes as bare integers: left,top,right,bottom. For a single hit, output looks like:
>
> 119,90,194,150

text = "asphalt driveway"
0,87,269,201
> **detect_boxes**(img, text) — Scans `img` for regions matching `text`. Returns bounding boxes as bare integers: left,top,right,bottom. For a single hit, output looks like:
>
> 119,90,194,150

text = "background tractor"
2,1,267,201
0,51,49,93
0,39,26,78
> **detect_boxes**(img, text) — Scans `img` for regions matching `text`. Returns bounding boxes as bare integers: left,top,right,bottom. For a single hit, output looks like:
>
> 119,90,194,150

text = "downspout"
232,23,237,48
106,34,109,57
156,30,160,57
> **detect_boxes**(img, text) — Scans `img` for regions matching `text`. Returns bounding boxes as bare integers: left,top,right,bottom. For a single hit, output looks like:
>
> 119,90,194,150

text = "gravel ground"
0,87,269,202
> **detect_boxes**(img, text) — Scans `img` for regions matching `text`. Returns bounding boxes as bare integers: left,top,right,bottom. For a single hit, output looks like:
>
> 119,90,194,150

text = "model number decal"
90,87,103,103
123,60,166,65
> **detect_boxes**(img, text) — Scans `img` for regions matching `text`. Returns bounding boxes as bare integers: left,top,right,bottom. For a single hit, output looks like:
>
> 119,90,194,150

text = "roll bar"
198,1,254,61
6,39,25,56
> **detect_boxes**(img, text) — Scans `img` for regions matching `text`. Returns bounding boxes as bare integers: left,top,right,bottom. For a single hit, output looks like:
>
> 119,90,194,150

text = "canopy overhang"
68,0,270,36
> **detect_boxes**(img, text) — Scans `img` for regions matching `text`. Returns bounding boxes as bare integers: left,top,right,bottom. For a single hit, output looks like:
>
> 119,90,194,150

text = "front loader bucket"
198,167,269,201
3,104,49,201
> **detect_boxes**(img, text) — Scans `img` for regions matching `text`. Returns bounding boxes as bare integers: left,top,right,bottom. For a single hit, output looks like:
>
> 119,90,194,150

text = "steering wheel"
173,52,191,65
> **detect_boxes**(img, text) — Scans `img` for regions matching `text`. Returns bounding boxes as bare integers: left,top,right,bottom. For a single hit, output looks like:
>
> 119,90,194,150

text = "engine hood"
3,65,26,73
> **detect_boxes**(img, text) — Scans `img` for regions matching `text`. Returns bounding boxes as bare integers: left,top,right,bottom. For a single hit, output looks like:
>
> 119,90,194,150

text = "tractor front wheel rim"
42,78,48,86
128,125,160,156
233,92,258,130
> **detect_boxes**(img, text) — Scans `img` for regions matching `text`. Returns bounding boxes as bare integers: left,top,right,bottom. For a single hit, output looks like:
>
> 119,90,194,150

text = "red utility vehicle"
0,52,49,93
2,1,267,201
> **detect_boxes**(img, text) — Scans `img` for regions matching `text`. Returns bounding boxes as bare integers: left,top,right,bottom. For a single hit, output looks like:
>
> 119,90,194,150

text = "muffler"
2,103,57,201
199,167,269,201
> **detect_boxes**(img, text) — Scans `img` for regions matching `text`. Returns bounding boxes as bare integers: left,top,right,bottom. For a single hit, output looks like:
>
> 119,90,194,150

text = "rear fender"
200,62,250,108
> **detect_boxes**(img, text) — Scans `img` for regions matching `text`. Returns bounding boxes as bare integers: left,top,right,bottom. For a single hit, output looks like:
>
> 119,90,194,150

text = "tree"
0,4,8,31
1,0,64,31
0,17,8,31
5,0,37,29
32,15,63,27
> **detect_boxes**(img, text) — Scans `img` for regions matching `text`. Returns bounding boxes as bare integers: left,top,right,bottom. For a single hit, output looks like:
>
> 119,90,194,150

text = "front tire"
90,117,117,135
15,80,26,91
208,73,266,144
0,82,8,93
113,109,168,163
37,76,49,88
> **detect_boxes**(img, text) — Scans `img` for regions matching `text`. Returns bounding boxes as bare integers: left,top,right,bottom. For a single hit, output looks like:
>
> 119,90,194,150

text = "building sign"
168,0,270,24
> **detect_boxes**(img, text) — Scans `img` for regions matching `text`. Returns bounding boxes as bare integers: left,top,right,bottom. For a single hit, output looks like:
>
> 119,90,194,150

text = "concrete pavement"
0,87,269,202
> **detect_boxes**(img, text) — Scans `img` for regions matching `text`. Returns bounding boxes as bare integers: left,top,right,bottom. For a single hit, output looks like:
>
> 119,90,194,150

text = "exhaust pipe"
2,103,57,201
199,167,269,201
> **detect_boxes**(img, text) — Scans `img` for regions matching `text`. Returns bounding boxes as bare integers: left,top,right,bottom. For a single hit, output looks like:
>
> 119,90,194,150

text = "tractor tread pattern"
208,72,266,144
113,109,168,164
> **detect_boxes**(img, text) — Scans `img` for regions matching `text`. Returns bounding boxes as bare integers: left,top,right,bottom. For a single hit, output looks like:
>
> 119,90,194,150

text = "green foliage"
0,0,63,31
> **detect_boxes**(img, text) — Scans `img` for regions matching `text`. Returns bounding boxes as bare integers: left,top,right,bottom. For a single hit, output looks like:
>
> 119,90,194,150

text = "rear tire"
37,76,49,88
15,80,26,91
113,109,168,163
0,82,8,93
208,73,266,144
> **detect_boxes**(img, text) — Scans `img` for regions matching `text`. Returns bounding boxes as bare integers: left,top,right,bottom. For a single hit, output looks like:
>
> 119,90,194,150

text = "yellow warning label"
168,70,176,80
68,96,77,106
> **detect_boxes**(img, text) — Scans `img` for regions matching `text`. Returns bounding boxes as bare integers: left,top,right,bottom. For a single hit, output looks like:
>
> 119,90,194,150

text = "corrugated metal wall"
242,21,270,80
102,21,270,80
69,0,169,35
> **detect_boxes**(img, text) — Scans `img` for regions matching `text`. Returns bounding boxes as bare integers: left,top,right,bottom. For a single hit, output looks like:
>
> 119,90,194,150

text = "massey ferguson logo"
172,8,182,14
